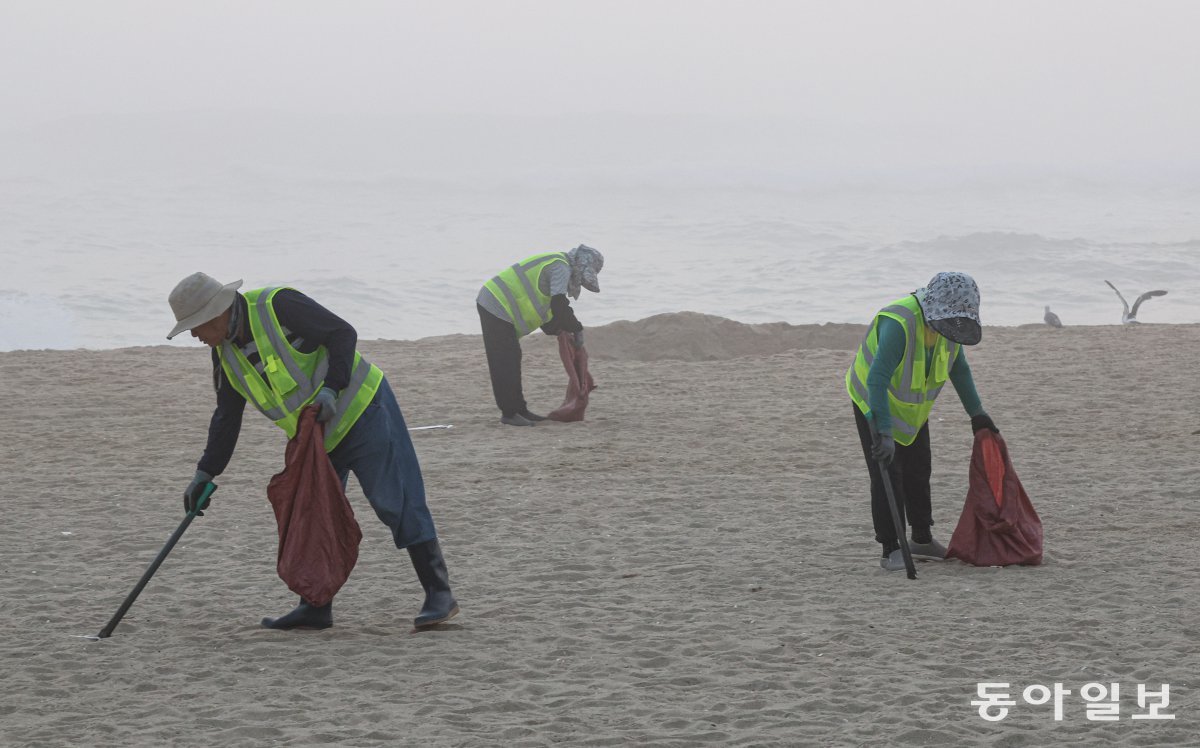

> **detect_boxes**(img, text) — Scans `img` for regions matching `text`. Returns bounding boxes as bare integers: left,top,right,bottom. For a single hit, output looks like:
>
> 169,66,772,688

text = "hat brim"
167,280,242,339
928,317,981,346
581,270,600,294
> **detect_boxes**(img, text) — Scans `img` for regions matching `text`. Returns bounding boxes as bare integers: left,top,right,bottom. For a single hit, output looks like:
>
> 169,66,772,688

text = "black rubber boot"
261,597,333,630
407,539,459,629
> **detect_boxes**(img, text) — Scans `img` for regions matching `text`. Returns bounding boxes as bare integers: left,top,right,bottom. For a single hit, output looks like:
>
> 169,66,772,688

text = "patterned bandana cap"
566,245,604,299
917,271,982,345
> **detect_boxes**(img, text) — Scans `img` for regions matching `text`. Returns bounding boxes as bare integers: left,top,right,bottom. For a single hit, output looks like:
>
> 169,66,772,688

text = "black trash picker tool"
80,482,217,640
878,461,917,580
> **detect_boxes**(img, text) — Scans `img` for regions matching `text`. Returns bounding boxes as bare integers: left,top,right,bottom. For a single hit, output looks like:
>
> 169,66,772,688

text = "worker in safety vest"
846,271,1000,572
166,272,459,630
476,245,604,426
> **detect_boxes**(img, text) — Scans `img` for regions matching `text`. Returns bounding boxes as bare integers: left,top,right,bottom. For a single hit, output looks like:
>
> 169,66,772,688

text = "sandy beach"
2,313,1196,746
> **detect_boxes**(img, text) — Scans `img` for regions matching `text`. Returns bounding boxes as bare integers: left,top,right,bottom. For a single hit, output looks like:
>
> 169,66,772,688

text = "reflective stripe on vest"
218,287,384,451
482,252,569,336
845,294,961,446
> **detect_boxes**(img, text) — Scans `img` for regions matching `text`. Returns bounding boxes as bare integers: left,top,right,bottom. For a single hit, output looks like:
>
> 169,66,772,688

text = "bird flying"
1104,280,1167,324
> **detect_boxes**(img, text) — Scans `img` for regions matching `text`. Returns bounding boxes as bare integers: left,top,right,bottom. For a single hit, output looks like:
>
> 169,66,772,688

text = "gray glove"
869,422,895,465
313,387,337,423
184,469,214,516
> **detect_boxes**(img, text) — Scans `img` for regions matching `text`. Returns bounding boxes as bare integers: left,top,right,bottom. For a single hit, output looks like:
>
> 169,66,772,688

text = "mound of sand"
582,311,867,361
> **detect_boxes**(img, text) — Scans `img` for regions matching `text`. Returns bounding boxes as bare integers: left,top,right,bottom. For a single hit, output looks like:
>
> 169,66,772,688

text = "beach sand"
2,313,1196,746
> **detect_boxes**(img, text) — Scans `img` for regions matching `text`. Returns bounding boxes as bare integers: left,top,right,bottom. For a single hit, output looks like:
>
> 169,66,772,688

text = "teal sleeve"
949,349,985,417
865,316,906,432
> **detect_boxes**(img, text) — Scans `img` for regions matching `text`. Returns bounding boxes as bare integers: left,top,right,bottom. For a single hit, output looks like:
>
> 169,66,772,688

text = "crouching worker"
476,245,604,426
167,272,459,630
845,271,1000,572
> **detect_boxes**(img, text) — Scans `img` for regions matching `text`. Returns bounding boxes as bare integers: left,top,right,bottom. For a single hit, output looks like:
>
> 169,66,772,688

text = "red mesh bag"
547,331,597,422
266,407,363,605
947,429,1043,567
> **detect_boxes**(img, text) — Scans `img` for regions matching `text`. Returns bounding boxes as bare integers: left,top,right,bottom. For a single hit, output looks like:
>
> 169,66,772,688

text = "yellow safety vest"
482,252,569,336
218,287,383,452
846,294,961,446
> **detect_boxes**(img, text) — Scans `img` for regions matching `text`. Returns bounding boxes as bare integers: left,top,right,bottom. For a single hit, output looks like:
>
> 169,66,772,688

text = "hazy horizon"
3,2,1199,352
4,1,1199,187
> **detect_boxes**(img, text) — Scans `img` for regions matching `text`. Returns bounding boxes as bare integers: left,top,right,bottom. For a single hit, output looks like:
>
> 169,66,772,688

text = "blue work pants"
328,377,437,549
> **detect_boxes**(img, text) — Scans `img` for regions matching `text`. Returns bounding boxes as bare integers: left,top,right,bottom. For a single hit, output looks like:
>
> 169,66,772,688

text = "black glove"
868,422,896,465
971,413,999,434
184,470,214,516
548,294,583,333
313,387,337,424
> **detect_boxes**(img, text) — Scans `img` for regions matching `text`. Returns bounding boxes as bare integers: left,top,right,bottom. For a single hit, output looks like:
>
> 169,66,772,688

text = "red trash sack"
265,407,363,606
946,429,1043,567
547,331,597,422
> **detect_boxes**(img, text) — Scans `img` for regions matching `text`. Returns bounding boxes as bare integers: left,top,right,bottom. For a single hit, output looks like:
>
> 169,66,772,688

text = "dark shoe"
500,413,535,427
518,409,547,422
909,538,948,561
261,598,333,630
407,539,460,629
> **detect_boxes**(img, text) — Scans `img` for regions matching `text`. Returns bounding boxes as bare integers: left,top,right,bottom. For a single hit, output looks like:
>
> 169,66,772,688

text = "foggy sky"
2,1,1199,183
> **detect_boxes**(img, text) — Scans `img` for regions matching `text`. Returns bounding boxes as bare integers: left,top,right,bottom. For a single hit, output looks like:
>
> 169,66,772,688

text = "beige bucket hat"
167,272,243,339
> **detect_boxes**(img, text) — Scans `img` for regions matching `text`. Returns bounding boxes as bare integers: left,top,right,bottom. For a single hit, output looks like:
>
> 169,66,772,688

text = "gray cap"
167,272,242,339
918,271,981,345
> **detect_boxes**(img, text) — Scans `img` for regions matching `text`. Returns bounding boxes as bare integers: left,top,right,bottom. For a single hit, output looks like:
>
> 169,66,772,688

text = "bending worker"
476,245,604,426
166,272,459,630
845,271,1000,572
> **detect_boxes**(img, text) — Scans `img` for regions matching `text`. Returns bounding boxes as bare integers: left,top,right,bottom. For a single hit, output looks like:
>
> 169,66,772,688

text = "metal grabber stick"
89,482,217,639
878,460,917,580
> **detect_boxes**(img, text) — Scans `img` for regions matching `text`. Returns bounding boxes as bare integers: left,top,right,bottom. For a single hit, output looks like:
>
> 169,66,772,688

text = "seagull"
1043,306,1063,328
1104,280,1167,324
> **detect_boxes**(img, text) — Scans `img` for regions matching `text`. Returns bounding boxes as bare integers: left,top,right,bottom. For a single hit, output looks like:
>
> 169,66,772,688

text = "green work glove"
313,387,337,424
184,470,214,516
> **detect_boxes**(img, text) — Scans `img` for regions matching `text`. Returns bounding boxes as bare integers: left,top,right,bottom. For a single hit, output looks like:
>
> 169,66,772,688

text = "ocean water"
2,171,1198,352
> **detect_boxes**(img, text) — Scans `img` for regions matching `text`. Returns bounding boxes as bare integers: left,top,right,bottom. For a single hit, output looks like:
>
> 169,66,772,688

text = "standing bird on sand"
1104,280,1168,324
1043,306,1063,328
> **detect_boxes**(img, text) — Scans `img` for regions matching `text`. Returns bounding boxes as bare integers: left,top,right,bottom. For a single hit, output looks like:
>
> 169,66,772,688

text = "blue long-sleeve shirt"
197,289,359,476
866,316,984,433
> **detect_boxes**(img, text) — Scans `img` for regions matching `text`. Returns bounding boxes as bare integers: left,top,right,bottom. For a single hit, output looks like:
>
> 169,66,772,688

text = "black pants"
853,405,933,549
478,304,527,417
